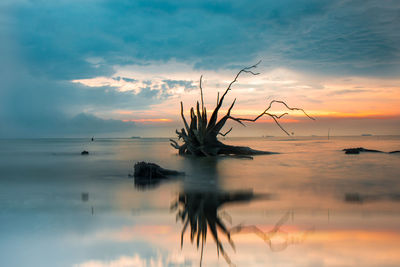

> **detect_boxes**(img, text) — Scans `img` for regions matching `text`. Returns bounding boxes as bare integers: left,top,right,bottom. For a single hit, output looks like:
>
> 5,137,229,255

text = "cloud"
1,0,400,136
66,113,136,133
0,111,137,138
122,77,137,83
7,0,400,76
162,79,197,91
75,252,190,267
328,89,368,96
112,76,138,83
0,56,152,137
73,77,197,97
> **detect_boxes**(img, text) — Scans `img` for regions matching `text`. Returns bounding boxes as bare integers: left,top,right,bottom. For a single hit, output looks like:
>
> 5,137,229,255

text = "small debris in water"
81,192,89,202
345,193,363,203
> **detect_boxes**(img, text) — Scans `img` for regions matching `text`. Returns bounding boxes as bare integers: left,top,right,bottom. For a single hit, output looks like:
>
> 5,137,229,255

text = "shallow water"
0,136,399,267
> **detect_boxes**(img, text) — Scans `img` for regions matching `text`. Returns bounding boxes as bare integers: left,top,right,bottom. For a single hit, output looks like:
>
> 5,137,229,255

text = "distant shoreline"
1,135,400,140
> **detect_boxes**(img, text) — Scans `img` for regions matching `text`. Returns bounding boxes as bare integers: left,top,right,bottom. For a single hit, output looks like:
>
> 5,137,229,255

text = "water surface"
0,136,399,266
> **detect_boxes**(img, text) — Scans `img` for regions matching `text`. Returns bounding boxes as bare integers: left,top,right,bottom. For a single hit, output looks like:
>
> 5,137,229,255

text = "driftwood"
343,147,400,154
344,192,400,203
170,61,315,157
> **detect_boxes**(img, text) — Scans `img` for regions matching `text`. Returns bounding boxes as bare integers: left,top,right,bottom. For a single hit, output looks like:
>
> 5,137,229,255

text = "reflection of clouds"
75,253,187,267
68,224,175,244
76,255,150,267
230,229,400,267
72,227,400,266
106,225,172,242
66,215,400,267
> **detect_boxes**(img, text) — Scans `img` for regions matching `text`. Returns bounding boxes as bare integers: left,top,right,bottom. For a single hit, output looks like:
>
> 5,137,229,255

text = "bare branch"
170,139,179,147
180,102,190,133
264,100,315,121
268,114,290,136
206,61,261,132
227,116,246,127
218,60,261,107
218,127,233,137
227,98,236,115
227,100,314,136
178,144,187,155
199,75,204,111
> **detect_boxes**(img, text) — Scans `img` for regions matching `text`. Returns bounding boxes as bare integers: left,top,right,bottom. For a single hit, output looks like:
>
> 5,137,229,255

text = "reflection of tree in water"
171,158,312,266
171,190,259,266
172,190,313,266
230,212,314,252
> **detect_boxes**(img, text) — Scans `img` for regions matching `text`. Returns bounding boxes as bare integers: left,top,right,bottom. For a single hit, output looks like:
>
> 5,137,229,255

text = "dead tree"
170,61,315,156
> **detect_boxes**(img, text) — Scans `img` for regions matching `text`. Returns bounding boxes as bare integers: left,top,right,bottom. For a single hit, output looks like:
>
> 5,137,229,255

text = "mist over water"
0,136,399,266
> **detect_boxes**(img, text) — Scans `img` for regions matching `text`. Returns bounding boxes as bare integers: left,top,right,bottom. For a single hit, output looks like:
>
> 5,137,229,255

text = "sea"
0,136,399,267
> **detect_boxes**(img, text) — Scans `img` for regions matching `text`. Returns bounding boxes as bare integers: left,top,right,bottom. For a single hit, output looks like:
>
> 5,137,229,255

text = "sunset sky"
1,0,399,137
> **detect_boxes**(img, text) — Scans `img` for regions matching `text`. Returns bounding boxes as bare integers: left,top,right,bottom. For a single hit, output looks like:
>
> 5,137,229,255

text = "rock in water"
81,150,89,155
133,162,182,179
81,192,89,202
344,148,360,154
343,147,400,154
345,193,363,203
132,162,184,190
343,147,383,154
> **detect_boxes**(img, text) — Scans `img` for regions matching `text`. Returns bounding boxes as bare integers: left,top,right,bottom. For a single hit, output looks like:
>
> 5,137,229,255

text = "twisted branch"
218,127,233,137
227,100,315,136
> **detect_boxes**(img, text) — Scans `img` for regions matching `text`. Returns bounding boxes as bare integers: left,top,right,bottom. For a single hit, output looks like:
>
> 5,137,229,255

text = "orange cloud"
230,109,399,121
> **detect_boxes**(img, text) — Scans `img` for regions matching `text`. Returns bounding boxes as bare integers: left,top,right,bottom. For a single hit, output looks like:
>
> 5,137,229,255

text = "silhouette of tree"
170,61,315,157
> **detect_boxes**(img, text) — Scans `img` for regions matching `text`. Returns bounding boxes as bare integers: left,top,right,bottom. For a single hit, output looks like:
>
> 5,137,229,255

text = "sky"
0,0,399,137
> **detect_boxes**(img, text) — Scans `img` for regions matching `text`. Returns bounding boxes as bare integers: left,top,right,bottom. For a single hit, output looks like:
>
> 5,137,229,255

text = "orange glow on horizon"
309,111,400,119
212,109,400,123
123,118,172,123
117,110,399,125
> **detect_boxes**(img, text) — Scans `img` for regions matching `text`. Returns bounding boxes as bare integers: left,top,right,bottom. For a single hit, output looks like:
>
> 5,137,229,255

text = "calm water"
0,136,399,267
